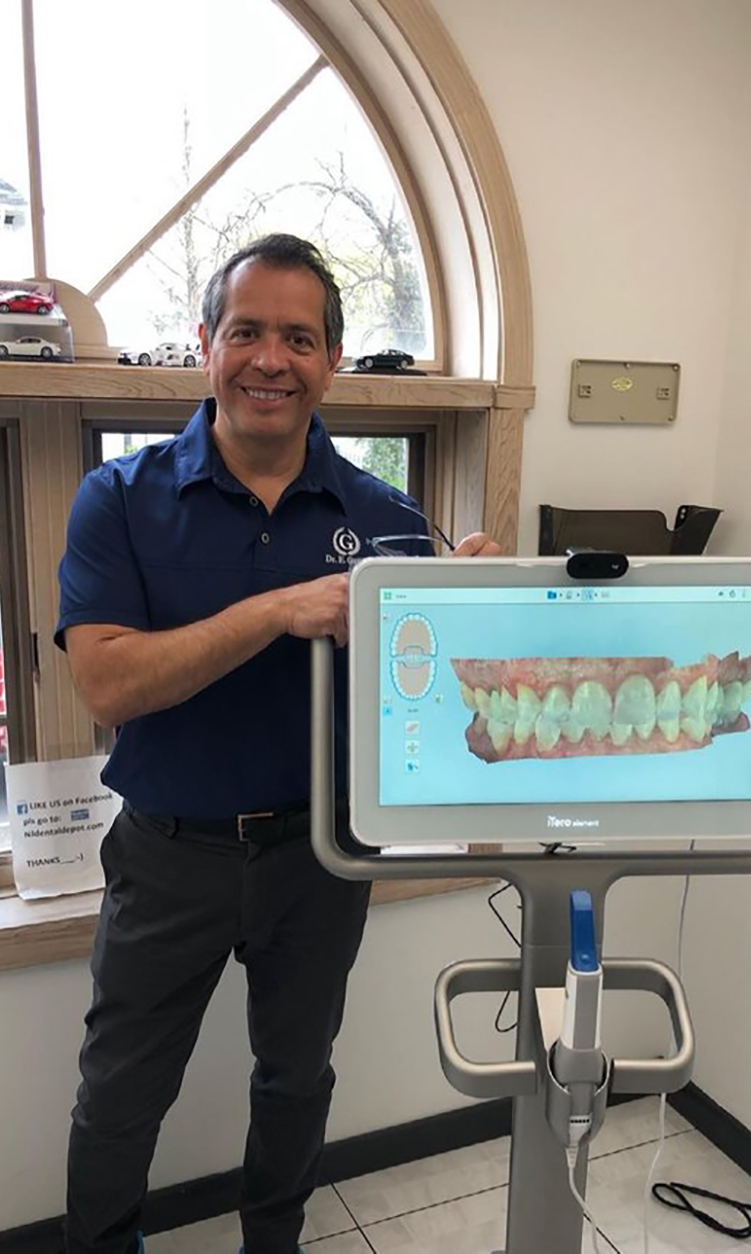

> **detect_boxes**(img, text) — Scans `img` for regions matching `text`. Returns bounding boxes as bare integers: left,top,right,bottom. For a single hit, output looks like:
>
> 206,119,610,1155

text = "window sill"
0,876,494,971
0,361,533,411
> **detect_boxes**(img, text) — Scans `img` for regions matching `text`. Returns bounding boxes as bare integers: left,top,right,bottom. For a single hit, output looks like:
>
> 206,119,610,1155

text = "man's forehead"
226,259,326,322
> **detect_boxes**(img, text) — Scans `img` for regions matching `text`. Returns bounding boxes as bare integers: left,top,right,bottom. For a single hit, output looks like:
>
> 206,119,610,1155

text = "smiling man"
57,235,501,1254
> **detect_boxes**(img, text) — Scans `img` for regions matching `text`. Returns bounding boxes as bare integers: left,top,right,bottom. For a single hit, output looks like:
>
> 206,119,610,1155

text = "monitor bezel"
349,555,751,847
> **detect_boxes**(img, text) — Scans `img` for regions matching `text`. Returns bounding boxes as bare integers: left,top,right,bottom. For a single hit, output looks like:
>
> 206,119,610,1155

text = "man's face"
199,260,342,448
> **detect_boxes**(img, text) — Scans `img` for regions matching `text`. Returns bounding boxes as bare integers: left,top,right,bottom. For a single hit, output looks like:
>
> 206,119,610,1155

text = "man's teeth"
242,387,293,399
459,673,751,751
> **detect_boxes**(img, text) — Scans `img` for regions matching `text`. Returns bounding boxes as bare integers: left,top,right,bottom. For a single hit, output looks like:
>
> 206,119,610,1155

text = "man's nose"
252,336,288,374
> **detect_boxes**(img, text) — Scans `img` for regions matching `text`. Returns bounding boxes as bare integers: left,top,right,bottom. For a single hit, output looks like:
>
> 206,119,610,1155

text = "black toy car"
354,348,415,373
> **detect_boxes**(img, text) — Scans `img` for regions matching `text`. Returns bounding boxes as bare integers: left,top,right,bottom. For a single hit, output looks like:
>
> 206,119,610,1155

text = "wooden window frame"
0,420,36,887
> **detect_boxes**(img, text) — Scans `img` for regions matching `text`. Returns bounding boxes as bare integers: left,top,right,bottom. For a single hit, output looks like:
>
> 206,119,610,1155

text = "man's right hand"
282,573,350,647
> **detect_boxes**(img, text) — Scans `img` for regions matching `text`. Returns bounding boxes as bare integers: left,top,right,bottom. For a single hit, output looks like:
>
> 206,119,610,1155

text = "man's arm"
65,573,349,729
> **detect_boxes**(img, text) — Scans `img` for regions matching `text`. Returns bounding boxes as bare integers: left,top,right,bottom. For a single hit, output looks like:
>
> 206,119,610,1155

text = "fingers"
452,531,504,557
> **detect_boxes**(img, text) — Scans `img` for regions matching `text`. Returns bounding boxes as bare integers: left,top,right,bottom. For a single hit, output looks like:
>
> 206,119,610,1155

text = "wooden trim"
18,401,94,761
0,363,495,409
88,57,327,303
0,856,15,892
0,424,37,763
0,875,493,971
484,405,526,554
0,888,100,971
21,0,47,279
494,383,536,410
375,0,534,388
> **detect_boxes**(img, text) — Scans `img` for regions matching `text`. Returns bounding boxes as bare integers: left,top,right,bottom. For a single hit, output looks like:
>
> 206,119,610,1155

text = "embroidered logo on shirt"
325,526,363,566
327,527,362,564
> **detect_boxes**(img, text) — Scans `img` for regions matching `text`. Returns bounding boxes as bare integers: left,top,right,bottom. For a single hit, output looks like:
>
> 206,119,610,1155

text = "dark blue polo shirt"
56,400,429,817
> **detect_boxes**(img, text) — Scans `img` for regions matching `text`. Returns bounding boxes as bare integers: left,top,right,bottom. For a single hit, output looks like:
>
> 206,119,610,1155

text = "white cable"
642,1091,668,1254
642,841,695,1254
566,1146,602,1253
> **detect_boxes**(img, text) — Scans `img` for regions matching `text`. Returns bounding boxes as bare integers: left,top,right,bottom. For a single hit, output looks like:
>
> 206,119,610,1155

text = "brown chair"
538,503,722,557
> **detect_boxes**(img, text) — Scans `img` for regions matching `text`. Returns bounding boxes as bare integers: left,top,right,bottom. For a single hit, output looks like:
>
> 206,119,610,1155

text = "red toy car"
0,290,54,315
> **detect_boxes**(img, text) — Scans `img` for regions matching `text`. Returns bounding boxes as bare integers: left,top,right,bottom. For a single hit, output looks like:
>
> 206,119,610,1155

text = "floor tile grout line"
331,1128,693,1231
330,1181,369,1235
590,1126,691,1163
357,1179,511,1228
304,1225,362,1245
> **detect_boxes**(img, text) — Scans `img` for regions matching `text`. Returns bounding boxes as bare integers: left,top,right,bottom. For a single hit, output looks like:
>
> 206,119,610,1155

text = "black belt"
127,801,348,849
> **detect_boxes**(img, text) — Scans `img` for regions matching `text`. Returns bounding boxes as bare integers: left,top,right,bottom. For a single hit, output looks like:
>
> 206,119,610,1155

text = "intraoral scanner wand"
552,890,606,1250
553,890,605,1142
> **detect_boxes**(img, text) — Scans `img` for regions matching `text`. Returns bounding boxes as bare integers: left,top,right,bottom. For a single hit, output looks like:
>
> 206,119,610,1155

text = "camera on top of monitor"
565,549,629,581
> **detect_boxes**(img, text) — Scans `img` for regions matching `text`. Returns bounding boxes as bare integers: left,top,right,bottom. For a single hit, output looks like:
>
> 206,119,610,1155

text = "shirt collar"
174,398,347,509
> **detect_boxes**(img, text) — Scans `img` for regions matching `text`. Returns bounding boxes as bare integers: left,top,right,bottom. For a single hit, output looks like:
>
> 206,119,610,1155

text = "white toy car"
0,336,61,360
117,348,154,366
153,342,201,368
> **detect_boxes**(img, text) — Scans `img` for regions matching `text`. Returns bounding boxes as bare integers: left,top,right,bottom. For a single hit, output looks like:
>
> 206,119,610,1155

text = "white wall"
6,0,751,1231
432,0,751,556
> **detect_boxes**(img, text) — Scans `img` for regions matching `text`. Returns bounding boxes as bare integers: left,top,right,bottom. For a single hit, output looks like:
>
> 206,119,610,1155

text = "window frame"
0,419,37,877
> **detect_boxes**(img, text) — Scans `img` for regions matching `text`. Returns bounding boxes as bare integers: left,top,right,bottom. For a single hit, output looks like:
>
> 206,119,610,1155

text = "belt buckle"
237,811,275,842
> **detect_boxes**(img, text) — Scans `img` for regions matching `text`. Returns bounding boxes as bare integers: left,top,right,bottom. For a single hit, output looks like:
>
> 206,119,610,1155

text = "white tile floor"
144,1099,751,1253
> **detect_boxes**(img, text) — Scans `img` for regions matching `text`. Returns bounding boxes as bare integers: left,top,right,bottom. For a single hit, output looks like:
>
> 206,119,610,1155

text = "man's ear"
198,324,211,374
326,342,344,382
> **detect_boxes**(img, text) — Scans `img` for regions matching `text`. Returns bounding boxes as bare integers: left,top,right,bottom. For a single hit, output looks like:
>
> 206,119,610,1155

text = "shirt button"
260,532,271,544
249,496,258,507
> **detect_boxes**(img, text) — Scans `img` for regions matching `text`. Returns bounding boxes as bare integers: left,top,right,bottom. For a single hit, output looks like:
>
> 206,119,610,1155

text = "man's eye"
291,334,313,349
232,327,255,340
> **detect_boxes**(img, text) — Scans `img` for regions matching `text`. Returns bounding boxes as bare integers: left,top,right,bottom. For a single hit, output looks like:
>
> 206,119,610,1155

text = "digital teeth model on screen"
451,651,751,762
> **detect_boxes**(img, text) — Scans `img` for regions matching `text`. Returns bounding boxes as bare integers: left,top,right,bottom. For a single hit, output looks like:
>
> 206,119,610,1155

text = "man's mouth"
240,386,297,401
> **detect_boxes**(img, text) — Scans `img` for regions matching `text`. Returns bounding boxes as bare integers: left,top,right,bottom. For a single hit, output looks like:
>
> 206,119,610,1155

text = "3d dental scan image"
453,651,751,762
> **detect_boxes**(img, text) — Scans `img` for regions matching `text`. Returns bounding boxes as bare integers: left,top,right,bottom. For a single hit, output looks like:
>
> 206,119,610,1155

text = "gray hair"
201,234,344,353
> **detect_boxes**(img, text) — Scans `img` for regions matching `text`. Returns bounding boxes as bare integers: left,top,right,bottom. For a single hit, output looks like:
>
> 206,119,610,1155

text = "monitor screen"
349,557,751,846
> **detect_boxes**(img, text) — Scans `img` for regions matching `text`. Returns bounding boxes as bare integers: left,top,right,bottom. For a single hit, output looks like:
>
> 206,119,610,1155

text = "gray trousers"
65,804,371,1254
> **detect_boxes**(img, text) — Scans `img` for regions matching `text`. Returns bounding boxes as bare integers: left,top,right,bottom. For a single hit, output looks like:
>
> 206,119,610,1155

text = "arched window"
2,0,535,389
3,0,442,366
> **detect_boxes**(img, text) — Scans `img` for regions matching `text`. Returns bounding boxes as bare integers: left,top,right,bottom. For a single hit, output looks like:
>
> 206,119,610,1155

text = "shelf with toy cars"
0,280,74,362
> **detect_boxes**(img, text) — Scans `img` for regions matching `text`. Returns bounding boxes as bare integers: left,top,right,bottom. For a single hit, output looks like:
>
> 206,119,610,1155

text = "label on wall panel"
6,756,120,899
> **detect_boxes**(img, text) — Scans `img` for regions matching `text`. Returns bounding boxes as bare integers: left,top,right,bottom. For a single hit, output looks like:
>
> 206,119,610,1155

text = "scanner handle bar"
434,957,693,1100
434,960,537,1099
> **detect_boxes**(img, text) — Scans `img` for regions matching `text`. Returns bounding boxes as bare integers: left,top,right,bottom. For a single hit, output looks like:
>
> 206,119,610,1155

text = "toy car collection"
118,342,201,367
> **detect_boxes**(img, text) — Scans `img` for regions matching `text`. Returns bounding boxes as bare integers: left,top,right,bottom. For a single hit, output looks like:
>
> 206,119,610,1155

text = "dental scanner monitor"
348,557,751,846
